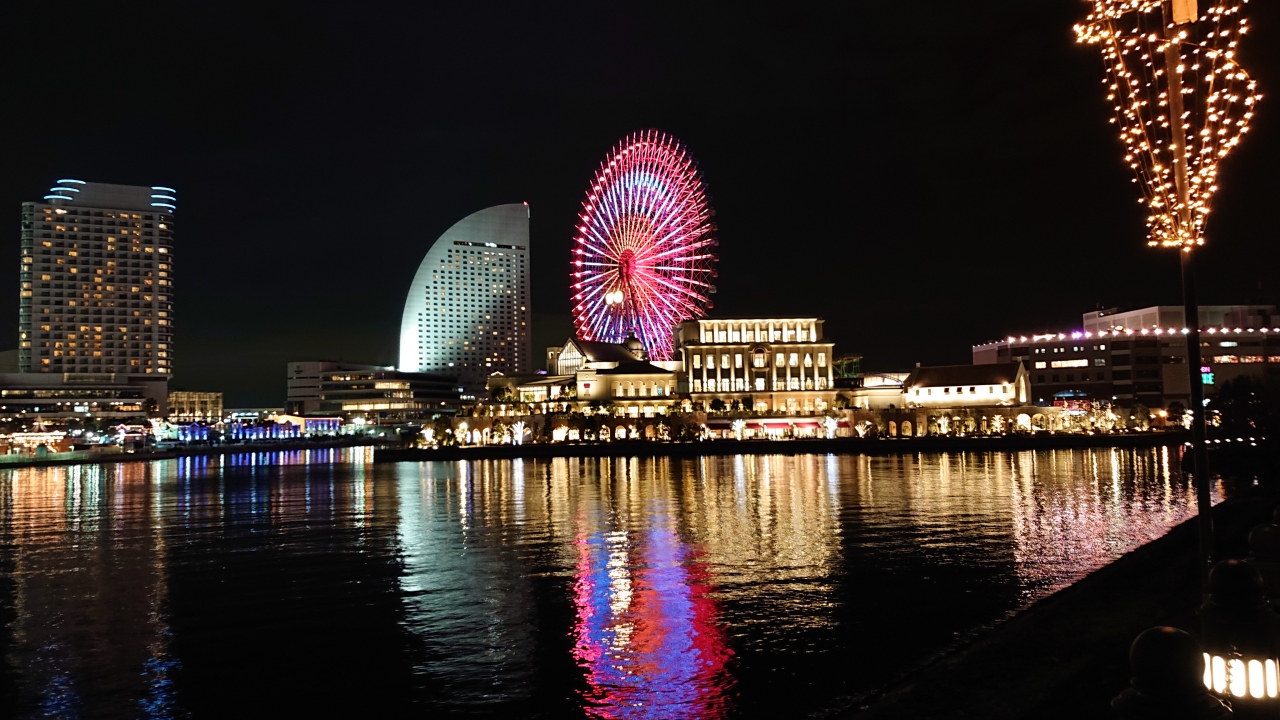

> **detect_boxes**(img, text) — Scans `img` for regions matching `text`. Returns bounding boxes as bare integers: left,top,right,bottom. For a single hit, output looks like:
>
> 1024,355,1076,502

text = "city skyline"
4,3,1280,406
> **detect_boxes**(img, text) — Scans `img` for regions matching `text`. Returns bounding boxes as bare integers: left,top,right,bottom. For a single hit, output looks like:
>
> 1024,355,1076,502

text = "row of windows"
913,385,1011,396
694,352,827,369
33,207,168,221
1213,355,1280,364
610,382,674,397
692,377,830,392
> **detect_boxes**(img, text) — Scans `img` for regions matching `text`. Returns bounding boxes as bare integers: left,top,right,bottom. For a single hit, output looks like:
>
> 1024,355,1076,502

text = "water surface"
0,447,1228,718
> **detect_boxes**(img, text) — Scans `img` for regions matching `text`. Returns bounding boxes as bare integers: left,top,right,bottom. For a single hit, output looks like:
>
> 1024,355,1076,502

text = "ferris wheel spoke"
570,131,717,359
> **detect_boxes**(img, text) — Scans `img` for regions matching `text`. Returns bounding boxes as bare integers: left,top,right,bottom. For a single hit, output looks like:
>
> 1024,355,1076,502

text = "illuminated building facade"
20,180,175,381
902,363,1030,409
399,204,531,394
675,318,836,414
286,361,391,415
490,336,679,417
549,336,648,376
312,367,461,422
0,372,155,421
167,391,223,422
575,361,681,418
973,305,1278,408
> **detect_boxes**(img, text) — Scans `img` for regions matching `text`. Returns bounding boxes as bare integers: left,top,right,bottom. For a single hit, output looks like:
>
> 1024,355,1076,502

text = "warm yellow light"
1212,654,1228,693
1205,654,1280,699
1075,1,1261,250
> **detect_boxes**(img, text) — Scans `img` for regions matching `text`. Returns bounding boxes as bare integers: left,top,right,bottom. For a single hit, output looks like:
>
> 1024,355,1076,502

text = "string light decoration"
570,130,718,360
1075,0,1261,250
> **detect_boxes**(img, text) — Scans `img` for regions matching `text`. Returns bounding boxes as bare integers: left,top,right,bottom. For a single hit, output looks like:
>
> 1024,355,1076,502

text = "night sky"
4,2,1279,406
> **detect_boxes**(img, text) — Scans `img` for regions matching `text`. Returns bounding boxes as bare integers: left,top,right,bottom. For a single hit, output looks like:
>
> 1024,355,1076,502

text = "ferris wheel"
570,130,717,361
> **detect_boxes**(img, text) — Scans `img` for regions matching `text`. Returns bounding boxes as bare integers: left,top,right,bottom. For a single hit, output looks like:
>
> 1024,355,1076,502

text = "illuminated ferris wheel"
570,130,717,361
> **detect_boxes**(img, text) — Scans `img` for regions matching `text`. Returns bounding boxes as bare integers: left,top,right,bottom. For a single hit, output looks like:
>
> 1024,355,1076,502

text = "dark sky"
4,2,1279,406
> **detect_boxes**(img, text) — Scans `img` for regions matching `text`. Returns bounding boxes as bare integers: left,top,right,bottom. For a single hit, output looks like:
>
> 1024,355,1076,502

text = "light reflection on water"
0,447,1229,718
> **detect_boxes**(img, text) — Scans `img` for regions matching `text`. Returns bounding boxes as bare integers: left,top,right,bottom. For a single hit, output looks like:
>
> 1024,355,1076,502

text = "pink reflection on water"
571,514,733,719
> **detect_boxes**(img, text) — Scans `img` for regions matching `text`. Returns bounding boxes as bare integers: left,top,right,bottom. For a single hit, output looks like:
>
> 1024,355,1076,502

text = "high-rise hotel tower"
19,180,175,376
399,204,531,393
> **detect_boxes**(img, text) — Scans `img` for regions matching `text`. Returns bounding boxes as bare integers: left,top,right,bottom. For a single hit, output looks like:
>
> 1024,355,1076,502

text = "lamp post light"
1199,560,1280,715
1111,626,1231,719
1076,0,1262,586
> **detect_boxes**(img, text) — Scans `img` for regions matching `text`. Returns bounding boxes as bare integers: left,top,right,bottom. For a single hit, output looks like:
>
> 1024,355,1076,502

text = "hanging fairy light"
1075,0,1261,250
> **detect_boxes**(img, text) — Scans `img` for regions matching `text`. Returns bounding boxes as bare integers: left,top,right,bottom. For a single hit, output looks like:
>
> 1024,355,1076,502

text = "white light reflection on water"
0,447,1234,719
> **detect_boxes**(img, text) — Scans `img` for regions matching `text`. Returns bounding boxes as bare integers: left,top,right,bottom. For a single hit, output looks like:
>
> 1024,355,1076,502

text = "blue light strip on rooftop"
57,179,86,185
151,186,176,193
43,195,70,201
49,186,79,192
150,202,176,210
150,194,176,201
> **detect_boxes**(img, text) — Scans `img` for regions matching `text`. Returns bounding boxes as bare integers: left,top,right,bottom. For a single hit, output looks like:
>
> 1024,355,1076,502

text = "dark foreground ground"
835,481,1276,719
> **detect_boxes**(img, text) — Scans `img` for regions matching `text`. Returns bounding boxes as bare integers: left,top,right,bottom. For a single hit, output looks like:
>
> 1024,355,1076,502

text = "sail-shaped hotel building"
399,204,532,393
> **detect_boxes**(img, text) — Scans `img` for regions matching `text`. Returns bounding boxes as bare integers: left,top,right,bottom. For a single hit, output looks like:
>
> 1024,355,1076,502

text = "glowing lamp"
1199,560,1280,711
1112,627,1230,719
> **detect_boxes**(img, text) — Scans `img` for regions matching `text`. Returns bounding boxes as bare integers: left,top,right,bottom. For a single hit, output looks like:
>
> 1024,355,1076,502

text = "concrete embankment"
375,432,1188,463
835,487,1278,720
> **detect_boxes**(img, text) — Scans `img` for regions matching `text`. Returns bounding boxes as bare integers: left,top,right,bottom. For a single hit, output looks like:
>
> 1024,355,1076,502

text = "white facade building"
902,363,1030,409
675,317,837,413
20,180,175,378
399,204,531,393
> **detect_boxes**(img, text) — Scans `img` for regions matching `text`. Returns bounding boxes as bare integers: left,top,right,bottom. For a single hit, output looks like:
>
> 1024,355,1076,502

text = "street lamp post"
1076,0,1262,590
1162,5,1215,587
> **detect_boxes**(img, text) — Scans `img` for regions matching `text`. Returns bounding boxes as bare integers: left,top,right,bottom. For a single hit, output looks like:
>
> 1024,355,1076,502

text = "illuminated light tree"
1076,0,1262,583
570,130,718,361
1075,0,1260,250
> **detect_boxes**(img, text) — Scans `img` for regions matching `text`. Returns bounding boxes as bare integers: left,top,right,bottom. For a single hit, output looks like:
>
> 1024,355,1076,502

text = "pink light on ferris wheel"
570,130,718,361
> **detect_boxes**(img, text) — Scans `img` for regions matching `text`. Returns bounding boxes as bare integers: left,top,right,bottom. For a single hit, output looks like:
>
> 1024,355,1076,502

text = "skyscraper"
399,204,531,393
19,180,175,377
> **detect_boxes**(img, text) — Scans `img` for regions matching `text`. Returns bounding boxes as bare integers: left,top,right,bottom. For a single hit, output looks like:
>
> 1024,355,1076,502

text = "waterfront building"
167,391,223,422
575,361,681,418
20,180,175,381
843,372,910,410
902,363,1030,409
399,204,532,394
0,372,157,423
972,305,1278,408
675,317,837,414
491,335,679,416
548,336,649,375
287,362,461,423
224,408,284,423
287,361,395,415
